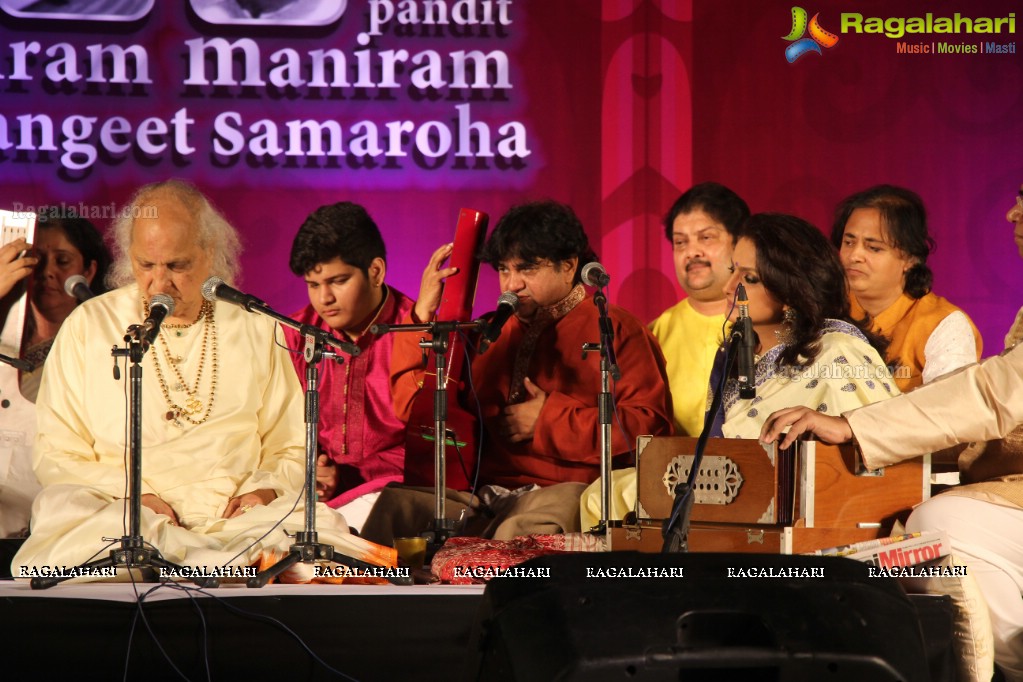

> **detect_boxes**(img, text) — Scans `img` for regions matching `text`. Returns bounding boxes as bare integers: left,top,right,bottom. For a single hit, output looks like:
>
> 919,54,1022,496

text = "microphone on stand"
142,294,174,346
478,291,519,354
200,276,359,356
580,261,610,288
63,274,94,302
200,276,267,312
735,283,756,399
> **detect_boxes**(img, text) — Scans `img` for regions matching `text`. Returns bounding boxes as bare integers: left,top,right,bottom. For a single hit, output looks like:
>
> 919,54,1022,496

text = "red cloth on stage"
391,290,673,488
430,534,605,584
284,286,415,507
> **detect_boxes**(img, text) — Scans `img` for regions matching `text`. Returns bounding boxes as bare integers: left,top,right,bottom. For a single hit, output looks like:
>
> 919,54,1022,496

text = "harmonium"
608,436,930,555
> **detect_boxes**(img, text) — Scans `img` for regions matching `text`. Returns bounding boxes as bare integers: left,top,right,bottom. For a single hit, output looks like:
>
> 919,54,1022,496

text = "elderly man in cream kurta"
14,180,387,577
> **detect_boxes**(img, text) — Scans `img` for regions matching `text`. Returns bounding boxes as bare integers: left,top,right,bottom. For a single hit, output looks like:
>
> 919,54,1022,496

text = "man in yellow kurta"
649,182,749,437
13,180,388,578
582,184,748,528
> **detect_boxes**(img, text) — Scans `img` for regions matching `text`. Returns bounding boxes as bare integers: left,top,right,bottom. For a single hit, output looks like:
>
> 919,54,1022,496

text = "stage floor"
0,580,486,681
0,552,959,681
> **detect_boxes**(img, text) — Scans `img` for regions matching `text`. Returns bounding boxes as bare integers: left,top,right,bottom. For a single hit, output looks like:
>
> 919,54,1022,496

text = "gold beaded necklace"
148,299,218,427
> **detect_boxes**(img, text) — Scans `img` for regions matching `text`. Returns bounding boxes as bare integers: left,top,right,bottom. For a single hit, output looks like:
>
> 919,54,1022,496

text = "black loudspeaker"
0,538,24,579
464,552,932,682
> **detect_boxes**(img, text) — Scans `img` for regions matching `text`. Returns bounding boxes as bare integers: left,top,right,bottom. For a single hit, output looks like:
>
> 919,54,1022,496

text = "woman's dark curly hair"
831,184,934,299
738,213,889,368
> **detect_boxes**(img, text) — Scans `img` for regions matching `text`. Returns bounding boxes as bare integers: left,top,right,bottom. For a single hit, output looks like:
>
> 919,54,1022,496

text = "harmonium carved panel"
608,437,930,555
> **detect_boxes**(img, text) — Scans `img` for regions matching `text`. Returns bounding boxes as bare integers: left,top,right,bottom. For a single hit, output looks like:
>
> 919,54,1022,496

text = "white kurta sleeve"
848,345,1023,470
921,311,979,385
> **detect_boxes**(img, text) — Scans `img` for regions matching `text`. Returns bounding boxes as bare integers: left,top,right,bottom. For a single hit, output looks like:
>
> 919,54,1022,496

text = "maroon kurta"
391,291,673,488
285,286,415,507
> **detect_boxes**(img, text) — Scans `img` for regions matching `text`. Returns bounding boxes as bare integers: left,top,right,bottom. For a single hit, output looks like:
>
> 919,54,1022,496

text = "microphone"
479,291,519,353
63,275,94,302
735,283,756,399
200,275,359,357
0,352,32,372
201,276,267,312
142,294,174,345
580,261,610,288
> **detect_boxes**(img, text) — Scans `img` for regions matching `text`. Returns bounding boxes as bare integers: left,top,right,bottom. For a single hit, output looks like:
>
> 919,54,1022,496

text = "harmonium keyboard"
608,436,930,555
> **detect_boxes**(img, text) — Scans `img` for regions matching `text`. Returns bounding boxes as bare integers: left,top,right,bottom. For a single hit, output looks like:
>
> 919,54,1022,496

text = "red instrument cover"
403,208,488,490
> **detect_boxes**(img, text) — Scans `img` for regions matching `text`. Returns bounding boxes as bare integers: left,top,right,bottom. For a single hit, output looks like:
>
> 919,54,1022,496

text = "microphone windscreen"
201,276,223,302
149,293,175,315
580,261,609,288
63,274,91,300
497,290,519,309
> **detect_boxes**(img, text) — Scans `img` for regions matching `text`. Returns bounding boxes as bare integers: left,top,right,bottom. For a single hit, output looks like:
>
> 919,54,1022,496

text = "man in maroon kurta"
364,200,673,542
284,202,414,532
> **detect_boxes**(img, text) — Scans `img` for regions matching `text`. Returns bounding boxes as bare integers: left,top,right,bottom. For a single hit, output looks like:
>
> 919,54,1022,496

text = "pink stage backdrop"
688,0,1023,353
0,0,1020,353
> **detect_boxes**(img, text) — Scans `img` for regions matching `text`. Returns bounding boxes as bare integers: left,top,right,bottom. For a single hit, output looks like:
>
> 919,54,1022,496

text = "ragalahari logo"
783,7,840,62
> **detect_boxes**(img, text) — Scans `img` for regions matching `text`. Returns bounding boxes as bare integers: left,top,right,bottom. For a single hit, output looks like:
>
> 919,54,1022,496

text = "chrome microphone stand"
33,324,216,589
584,285,620,535
248,331,410,587
370,319,482,551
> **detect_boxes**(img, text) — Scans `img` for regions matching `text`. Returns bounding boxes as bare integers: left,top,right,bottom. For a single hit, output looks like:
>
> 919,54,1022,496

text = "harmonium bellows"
608,436,930,555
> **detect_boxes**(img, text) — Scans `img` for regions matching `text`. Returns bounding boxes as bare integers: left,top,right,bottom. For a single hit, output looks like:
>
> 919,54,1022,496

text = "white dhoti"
13,484,388,580
17,286,395,581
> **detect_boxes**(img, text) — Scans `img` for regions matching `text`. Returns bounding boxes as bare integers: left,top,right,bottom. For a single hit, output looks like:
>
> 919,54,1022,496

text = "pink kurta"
284,286,414,507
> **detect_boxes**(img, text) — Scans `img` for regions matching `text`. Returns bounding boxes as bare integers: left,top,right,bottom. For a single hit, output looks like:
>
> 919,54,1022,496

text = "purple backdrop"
1,0,1020,355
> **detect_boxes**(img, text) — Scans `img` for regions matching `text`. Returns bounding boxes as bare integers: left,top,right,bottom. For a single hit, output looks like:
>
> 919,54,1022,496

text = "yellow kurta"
13,285,388,577
649,299,726,436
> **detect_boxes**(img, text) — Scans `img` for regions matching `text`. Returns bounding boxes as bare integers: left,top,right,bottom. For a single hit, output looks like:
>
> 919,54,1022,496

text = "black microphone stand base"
30,536,219,590
419,518,457,563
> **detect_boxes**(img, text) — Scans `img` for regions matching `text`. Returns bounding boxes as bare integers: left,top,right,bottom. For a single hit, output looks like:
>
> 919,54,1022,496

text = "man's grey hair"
107,179,241,289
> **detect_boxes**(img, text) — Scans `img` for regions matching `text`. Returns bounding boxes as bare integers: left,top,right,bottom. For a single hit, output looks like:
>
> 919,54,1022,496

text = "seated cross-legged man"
361,200,674,545
651,181,749,437
763,185,1023,682
14,180,390,580
583,183,748,526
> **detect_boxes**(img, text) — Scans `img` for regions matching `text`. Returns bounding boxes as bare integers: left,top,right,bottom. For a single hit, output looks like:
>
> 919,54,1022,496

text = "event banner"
0,1,1019,342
